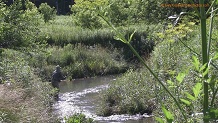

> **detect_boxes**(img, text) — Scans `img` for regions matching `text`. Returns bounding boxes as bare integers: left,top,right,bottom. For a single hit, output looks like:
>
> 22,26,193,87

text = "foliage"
65,113,94,123
41,16,158,62
0,109,18,123
46,44,127,79
71,0,199,28
0,0,44,48
38,3,56,23
71,0,107,28
0,49,57,122
99,0,218,122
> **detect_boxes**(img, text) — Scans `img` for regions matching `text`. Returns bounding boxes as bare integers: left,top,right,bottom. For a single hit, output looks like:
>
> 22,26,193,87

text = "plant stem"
126,43,187,121
207,7,214,60
199,0,209,119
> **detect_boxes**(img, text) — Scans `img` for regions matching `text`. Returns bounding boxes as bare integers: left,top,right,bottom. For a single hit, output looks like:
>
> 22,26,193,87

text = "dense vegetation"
0,0,218,122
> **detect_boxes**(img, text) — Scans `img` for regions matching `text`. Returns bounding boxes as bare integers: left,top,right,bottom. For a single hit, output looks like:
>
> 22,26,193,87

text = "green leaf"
167,80,174,86
208,108,218,119
176,72,186,84
113,35,124,42
192,56,200,71
180,98,191,106
128,30,136,43
199,63,208,72
185,92,195,101
202,67,209,78
193,83,202,98
162,105,174,123
155,117,165,123
212,52,218,60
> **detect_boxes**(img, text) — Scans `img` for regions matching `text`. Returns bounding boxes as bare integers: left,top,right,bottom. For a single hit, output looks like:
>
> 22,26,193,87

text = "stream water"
53,75,154,123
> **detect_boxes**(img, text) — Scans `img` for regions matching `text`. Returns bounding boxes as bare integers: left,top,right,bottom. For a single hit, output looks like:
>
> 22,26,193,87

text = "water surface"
53,75,154,123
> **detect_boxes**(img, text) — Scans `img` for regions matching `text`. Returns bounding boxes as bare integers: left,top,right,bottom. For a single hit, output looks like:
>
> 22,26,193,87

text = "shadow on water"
53,75,155,123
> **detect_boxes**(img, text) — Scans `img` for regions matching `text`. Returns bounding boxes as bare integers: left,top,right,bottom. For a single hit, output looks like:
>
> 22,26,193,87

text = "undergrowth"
99,16,218,122
0,49,58,122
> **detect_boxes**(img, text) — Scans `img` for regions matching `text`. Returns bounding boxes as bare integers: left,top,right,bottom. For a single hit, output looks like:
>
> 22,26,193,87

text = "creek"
53,75,154,123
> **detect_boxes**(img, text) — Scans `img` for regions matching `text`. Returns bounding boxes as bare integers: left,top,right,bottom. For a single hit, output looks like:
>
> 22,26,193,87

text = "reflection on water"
53,75,154,123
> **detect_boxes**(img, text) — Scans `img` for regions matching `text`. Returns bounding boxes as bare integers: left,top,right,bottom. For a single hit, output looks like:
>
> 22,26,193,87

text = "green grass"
98,16,218,121
0,49,58,122
65,113,94,123
46,44,128,79
40,16,159,61
98,69,156,116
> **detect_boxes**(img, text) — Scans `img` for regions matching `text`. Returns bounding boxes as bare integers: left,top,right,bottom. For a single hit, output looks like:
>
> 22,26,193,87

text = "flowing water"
53,75,154,123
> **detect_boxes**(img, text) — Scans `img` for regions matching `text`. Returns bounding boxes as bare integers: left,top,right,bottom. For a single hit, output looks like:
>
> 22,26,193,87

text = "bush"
38,3,56,23
70,0,189,28
71,0,106,28
0,0,44,49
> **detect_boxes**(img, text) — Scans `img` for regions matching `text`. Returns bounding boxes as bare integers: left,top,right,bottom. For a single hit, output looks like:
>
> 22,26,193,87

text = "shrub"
0,0,44,48
38,3,56,23
70,0,189,28
71,0,106,28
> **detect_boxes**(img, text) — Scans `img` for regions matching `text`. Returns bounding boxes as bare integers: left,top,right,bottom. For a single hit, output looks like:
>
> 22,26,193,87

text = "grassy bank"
40,16,159,61
98,18,218,121
44,44,128,80
0,49,58,122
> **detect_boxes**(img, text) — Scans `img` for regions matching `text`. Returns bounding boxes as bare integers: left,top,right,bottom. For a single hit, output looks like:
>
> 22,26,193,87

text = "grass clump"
0,108,18,123
98,69,156,116
65,113,94,123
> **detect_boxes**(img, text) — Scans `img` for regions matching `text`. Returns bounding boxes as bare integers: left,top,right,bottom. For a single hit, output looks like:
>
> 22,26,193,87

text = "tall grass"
98,23,202,119
46,44,128,79
0,49,57,122
98,69,156,116
40,16,158,61
98,1,218,122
